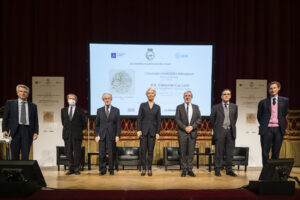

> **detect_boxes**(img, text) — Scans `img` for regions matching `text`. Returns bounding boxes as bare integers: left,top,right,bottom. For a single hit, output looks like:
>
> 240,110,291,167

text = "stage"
1,166,300,200
42,166,300,190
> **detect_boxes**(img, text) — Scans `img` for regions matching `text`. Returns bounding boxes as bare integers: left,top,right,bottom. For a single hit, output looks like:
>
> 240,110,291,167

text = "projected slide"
89,43,213,116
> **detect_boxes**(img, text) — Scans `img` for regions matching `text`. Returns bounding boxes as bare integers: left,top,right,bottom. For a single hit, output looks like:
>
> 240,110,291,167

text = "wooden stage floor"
42,165,300,190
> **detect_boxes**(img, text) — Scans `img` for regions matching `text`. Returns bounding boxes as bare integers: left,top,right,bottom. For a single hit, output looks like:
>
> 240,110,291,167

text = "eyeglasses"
222,93,231,96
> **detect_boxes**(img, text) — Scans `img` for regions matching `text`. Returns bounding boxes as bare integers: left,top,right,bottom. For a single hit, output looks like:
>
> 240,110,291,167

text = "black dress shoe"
110,170,114,175
66,171,74,175
226,171,237,177
148,170,152,176
187,171,196,177
181,171,186,177
141,170,146,176
74,171,80,175
215,170,221,177
100,171,106,175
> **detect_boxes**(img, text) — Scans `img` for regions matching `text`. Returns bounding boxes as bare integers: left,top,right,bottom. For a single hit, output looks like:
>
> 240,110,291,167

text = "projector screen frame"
87,41,216,118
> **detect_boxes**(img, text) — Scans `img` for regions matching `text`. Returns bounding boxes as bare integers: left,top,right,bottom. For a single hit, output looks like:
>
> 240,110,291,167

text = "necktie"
225,103,228,108
21,101,26,124
106,106,110,118
272,98,276,105
186,104,189,121
69,106,73,121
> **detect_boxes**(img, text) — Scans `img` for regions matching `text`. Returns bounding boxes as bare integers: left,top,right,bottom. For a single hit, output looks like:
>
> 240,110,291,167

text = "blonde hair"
145,88,156,96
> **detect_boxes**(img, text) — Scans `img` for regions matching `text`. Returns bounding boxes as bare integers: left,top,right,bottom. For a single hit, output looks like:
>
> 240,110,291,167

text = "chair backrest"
166,147,180,156
117,147,139,156
56,146,66,155
234,147,249,157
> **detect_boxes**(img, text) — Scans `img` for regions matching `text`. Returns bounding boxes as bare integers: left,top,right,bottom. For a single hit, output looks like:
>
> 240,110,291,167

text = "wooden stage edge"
42,166,300,190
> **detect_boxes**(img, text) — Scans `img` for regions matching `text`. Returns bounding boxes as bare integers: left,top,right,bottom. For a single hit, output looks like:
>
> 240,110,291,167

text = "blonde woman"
137,88,161,176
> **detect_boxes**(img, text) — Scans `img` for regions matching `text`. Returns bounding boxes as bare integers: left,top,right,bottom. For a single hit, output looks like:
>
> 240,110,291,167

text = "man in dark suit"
61,93,86,175
175,91,201,177
257,81,289,166
2,84,39,160
95,93,121,175
210,89,238,177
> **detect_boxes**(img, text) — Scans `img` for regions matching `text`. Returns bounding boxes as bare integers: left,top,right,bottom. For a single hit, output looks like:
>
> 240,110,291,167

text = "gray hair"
16,84,30,94
102,93,112,100
145,88,156,96
183,90,193,98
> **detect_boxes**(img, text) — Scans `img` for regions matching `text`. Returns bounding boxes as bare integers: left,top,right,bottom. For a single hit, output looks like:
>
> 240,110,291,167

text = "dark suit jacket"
2,99,39,138
61,106,86,141
175,103,202,139
94,106,121,141
210,103,238,144
257,96,289,136
137,102,161,136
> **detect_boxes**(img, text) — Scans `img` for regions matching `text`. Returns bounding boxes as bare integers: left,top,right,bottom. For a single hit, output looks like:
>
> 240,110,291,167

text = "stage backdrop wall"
1,0,300,110
236,79,267,166
32,76,64,166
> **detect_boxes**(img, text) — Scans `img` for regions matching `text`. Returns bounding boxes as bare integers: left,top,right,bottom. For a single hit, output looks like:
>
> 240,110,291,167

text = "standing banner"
236,79,267,166
32,77,64,166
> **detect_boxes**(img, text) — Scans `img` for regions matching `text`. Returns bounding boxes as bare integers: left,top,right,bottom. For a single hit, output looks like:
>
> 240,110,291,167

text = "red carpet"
1,189,300,200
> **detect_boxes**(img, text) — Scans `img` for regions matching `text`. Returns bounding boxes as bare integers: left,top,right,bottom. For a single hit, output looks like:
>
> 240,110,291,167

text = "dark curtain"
1,0,299,110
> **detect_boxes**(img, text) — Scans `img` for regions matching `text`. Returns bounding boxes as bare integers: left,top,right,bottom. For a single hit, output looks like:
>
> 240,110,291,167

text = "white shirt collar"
222,101,230,106
18,98,27,103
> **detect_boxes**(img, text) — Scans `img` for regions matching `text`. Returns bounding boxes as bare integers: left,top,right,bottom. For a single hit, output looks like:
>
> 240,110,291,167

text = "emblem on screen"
111,52,116,58
145,48,155,61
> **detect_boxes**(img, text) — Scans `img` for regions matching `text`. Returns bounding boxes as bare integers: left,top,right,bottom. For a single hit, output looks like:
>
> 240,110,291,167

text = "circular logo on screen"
146,48,155,61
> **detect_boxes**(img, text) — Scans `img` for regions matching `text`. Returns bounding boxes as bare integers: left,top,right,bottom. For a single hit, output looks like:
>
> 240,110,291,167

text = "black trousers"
99,134,116,172
178,133,196,171
214,128,235,172
140,134,156,170
11,125,32,160
260,127,283,166
64,134,82,172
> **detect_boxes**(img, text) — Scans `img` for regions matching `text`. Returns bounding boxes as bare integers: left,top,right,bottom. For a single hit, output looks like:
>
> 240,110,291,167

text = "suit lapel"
277,96,282,115
107,106,112,120
219,103,224,117
28,101,33,118
72,107,78,121
190,104,197,123
181,104,188,123
14,100,19,121
228,103,233,116
267,98,271,114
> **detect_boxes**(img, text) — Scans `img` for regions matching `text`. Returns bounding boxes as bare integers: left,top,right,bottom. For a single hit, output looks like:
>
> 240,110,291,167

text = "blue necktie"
272,98,276,105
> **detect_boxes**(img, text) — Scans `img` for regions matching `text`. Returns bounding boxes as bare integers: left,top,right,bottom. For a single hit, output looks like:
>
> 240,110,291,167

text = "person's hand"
3,131,9,138
115,136,120,143
185,126,193,133
137,131,142,137
156,134,160,140
185,126,190,133
33,133,38,140
95,136,100,143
